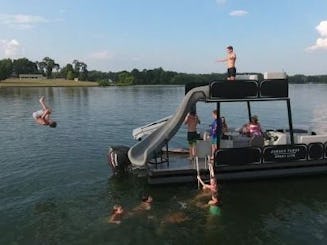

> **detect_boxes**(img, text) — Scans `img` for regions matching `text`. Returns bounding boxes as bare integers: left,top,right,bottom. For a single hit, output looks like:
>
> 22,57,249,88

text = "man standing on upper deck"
217,45,237,80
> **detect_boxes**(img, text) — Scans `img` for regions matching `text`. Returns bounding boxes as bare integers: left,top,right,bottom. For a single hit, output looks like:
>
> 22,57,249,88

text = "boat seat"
297,135,327,145
250,135,264,147
220,139,233,148
232,135,250,147
215,147,262,165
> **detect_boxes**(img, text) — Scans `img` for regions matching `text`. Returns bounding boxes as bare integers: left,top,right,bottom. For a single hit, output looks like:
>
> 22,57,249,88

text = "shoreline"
0,78,98,87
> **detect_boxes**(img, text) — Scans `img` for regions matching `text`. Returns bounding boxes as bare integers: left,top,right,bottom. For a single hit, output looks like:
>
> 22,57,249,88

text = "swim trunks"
187,132,198,145
227,67,236,78
209,205,221,216
32,110,44,119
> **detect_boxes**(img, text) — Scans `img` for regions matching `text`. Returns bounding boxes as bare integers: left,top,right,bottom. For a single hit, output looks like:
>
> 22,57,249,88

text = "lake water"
1,84,327,244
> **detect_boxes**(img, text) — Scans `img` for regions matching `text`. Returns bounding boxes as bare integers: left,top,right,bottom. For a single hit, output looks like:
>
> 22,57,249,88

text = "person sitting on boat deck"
32,96,57,128
240,115,263,137
209,109,222,161
184,110,201,159
109,204,124,224
221,116,229,139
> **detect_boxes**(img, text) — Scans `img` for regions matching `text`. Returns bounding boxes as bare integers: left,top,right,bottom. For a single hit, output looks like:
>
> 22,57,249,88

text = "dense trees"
0,57,89,81
72,60,88,81
37,57,60,78
0,59,13,80
13,58,38,75
0,57,326,84
60,63,74,80
117,72,134,85
288,74,327,84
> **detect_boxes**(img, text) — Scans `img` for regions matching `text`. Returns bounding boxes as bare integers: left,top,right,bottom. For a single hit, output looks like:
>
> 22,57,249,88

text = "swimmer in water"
195,175,221,208
197,176,218,194
109,204,124,224
132,193,153,213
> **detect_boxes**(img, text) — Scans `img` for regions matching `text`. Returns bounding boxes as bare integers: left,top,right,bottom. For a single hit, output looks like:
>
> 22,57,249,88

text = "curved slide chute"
128,85,210,166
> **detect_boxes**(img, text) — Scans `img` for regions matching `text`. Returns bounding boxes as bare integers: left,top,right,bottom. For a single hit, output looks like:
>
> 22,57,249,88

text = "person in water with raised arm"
217,45,237,80
32,96,57,127
195,161,221,206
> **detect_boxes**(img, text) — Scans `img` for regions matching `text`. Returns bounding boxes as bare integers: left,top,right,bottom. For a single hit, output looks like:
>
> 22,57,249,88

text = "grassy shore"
0,78,98,87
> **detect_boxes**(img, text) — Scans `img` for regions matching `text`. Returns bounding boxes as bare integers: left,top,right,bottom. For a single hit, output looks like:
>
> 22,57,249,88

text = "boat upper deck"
186,72,289,103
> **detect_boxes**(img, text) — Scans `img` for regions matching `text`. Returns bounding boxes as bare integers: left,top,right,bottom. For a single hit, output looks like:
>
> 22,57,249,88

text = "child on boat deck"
184,111,201,159
32,96,57,128
209,109,222,160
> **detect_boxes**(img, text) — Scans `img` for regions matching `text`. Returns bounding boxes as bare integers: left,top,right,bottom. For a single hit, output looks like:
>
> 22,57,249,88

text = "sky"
0,0,326,75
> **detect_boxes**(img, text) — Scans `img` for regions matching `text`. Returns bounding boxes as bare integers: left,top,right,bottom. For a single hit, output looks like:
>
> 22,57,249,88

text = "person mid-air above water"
32,96,57,128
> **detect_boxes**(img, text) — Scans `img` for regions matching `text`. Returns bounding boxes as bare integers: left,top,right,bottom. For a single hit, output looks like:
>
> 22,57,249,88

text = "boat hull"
147,158,327,184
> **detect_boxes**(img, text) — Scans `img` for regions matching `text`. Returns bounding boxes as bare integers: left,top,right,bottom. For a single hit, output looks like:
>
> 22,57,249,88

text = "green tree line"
287,74,327,84
1,57,327,85
0,57,88,81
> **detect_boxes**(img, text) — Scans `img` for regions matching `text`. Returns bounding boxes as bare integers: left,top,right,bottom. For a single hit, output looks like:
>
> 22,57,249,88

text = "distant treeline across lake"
91,69,327,86
1,57,326,85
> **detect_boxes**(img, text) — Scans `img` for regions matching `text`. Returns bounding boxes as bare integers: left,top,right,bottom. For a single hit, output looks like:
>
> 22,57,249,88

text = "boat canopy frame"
186,78,294,145
209,97,294,145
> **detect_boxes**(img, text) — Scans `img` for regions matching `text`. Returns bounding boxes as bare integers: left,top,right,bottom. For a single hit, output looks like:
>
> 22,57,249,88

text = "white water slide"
128,85,210,166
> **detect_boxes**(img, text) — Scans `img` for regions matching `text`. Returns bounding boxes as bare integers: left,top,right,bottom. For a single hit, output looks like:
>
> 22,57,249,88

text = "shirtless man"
32,96,57,127
217,45,237,80
184,111,201,159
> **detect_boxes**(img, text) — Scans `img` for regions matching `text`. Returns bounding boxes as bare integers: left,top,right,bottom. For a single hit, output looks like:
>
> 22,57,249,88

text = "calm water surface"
1,84,327,244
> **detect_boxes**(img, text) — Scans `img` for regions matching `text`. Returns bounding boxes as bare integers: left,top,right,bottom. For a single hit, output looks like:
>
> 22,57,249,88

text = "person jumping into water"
32,96,57,127
217,45,237,80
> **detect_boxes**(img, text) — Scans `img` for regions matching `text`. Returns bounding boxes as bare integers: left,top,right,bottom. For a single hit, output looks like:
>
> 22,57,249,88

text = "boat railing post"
286,98,294,145
152,152,158,169
165,139,169,167
217,102,220,152
247,101,252,121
